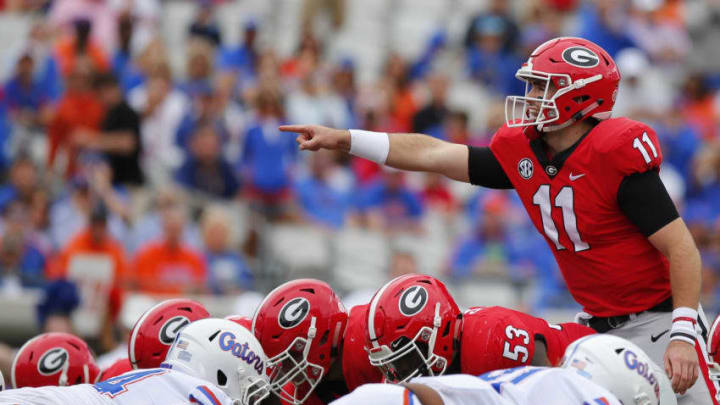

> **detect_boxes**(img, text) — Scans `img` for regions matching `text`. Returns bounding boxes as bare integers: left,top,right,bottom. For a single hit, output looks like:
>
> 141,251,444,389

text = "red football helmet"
366,274,461,383
708,313,720,380
505,36,620,135
128,298,210,369
11,332,100,388
252,279,348,405
225,315,253,330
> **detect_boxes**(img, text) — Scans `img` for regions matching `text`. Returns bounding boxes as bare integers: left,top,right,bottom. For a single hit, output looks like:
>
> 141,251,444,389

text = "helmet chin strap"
425,304,442,362
58,361,71,386
304,317,317,359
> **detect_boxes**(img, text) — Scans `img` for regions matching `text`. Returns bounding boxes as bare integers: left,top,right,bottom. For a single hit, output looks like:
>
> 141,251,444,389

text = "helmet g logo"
562,46,599,68
38,348,68,375
279,298,310,329
399,286,428,317
159,316,191,345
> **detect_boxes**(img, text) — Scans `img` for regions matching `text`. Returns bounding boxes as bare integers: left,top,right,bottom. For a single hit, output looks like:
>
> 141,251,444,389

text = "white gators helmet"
561,335,666,405
163,318,270,405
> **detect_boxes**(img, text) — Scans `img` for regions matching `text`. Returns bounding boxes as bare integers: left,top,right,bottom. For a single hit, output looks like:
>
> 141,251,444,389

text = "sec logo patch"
518,158,534,180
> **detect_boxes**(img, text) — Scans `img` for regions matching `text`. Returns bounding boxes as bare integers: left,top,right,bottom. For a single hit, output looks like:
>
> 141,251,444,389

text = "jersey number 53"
502,325,530,363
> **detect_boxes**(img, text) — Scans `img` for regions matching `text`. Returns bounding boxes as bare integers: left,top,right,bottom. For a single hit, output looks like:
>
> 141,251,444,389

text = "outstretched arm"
279,124,507,185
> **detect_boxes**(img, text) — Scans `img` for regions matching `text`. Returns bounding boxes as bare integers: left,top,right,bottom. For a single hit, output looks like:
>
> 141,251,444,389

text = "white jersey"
0,368,233,405
473,366,623,405
331,367,622,405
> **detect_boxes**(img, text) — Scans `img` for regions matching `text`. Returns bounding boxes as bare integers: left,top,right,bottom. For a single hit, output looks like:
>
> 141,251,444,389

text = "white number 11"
632,132,658,164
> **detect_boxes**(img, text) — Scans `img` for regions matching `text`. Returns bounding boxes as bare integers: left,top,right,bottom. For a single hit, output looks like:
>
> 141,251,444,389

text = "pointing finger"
279,125,310,133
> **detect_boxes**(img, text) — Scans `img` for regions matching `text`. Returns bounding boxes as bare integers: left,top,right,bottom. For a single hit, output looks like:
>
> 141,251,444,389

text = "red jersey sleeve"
603,121,663,178
460,307,536,374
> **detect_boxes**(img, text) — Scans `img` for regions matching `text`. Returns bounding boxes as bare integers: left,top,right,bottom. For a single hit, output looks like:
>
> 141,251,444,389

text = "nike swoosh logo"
650,329,670,343
569,173,585,181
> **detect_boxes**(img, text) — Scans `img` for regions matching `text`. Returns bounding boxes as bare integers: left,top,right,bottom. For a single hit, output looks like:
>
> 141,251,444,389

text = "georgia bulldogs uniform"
489,118,667,317
253,280,382,405
461,306,595,374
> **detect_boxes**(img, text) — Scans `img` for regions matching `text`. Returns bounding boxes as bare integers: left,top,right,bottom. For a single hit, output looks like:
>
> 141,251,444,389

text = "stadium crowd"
0,0,719,356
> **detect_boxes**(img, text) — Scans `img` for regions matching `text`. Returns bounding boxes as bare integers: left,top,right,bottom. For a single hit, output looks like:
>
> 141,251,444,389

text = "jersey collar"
529,123,596,178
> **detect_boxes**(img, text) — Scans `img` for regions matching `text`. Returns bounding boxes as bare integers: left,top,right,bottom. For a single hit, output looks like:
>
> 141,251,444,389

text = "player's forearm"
384,133,469,181
666,233,702,310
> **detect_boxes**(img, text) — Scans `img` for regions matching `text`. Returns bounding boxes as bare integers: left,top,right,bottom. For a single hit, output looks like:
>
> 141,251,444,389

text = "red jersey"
460,306,595,374
488,118,671,316
99,358,133,381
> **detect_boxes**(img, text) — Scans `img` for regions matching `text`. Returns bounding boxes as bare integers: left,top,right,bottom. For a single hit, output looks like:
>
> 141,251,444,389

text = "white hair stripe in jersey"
367,276,406,347
11,334,44,388
128,299,168,367
251,282,295,334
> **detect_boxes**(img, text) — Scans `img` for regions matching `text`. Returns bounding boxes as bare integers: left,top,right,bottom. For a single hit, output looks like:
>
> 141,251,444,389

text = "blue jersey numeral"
94,369,167,397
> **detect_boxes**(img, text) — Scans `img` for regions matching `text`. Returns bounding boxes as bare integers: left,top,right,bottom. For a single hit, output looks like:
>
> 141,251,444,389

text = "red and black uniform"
471,118,676,317
458,306,595,374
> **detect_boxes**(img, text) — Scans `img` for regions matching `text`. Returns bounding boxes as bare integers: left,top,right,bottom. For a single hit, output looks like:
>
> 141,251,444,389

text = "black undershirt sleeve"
467,146,514,189
617,170,679,237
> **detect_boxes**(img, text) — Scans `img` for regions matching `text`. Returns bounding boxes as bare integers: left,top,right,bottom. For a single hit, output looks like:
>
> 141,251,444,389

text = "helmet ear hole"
217,369,227,387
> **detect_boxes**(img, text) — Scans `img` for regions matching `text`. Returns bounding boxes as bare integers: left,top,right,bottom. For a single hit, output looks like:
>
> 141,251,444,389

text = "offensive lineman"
366,274,594,381
280,36,717,403
0,319,270,405
331,335,675,405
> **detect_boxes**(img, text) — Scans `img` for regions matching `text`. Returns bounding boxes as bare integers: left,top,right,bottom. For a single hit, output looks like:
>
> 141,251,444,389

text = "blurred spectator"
286,72,352,130
0,203,46,292
93,73,143,186
3,54,53,131
36,279,80,333
0,155,40,213
182,40,214,96
655,108,701,185
53,18,110,78
132,206,207,295
381,54,417,133
128,63,187,185
686,0,720,76
240,90,298,218
175,122,240,199
421,173,456,214
48,60,105,178
23,23,63,104
201,206,254,295
613,48,673,120
626,0,690,67
575,0,636,57
388,250,418,279
217,21,258,83
680,74,716,140
188,2,222,47
295,149,354,228
112,14,144,94
412,74,448,134
49,201,128,285
359,168,424,233
129,185,202,254
464,0,519,51
49,164,129,250
467,16,523,96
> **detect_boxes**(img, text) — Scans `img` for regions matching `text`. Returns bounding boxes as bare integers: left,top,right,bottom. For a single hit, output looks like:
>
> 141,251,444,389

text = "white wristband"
348,129,390,164
670,307,698,345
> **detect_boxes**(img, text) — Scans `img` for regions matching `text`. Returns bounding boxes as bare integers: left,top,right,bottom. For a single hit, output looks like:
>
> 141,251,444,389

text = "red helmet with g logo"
11,332,100,388
366,274,461,383
505,36,620,135
128,298,210,369
252,279,348,405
